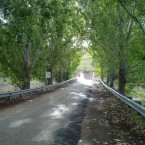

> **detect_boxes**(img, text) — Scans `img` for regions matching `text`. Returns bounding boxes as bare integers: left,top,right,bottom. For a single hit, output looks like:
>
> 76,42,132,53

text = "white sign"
45,72,51,78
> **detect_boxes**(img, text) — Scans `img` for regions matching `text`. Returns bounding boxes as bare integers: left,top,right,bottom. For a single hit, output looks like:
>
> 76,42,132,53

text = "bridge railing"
0,78,76,100
99,80,145,117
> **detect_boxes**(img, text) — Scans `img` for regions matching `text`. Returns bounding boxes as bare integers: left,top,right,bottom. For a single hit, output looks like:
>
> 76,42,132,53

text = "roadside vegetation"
0,0,84,89
128,87,145,106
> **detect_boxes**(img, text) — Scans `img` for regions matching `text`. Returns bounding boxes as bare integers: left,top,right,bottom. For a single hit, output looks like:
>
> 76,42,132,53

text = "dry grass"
0,78,44,93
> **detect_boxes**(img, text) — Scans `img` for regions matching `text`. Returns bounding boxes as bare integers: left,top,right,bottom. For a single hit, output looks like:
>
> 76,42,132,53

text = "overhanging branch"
117,0,145,36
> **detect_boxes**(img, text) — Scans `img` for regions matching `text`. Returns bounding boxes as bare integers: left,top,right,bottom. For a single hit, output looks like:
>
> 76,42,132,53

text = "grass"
110,79,145,106
130,110,145,130
0,85,16,93
0,78,44,93
30,80,44,89
127,87,145,106
0,78,17,93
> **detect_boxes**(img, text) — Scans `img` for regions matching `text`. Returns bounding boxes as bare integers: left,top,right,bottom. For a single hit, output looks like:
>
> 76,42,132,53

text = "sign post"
45,72,51,79
45,72,52,85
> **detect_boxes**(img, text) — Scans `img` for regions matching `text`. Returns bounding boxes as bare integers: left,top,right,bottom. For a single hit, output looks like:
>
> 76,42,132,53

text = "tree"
0,0,45,89
81,0,135,94
33,0,84,84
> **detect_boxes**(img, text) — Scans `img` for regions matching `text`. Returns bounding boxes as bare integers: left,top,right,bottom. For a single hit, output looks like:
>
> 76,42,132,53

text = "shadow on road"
53,87,92,145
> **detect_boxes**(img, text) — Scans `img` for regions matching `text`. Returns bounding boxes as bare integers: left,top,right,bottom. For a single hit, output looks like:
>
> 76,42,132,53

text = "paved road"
0,78,93,145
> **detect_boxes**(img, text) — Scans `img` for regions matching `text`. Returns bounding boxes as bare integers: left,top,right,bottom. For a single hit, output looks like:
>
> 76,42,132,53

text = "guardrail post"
127,96,132,100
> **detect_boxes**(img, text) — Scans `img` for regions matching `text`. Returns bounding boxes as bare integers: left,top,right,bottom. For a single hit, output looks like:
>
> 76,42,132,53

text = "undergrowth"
130,110,145,130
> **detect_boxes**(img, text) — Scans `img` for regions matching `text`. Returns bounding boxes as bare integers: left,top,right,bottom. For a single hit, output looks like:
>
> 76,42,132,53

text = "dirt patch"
78,82,145,145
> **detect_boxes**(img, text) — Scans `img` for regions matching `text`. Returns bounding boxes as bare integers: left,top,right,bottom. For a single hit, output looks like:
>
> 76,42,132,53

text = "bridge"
0,77,145,145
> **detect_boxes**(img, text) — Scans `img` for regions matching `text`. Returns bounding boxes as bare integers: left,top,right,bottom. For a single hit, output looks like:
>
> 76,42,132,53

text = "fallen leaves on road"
79,83,145,145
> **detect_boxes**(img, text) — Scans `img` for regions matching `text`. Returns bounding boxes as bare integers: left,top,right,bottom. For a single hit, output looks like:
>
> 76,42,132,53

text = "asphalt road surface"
0,78,93,145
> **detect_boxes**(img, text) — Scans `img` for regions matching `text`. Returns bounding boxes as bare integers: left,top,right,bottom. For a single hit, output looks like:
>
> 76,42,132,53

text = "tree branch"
125,20,134,43
117,0,145,36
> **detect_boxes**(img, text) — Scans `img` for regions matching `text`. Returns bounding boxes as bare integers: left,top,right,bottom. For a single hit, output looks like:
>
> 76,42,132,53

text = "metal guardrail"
0,78,76,99
100,80,145,117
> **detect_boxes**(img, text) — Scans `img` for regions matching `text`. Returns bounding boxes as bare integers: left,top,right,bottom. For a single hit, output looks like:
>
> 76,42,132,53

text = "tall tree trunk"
118,5,126,94
24,35,31,89
118,61,126,94
109,65,116,88
106,74,110,85
66,71,69,80
58,67,62,83
100,66,104,81
110,75,115,88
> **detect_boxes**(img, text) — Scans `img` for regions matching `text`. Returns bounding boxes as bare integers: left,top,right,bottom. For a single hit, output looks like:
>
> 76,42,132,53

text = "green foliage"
130,110,145,130
82,0,145,94
0,0,85,88
0,0,45,89
1,0,145,95
126,86,145,106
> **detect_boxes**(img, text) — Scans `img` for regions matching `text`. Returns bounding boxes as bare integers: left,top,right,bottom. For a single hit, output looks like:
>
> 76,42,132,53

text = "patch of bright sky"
0,17,7,23
82,40,89,48
0,11,8,24
72,36,89,48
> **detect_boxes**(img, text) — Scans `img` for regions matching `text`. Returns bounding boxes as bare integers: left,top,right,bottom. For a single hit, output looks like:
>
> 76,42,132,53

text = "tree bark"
100,66,104,81
58,67,63,83
110,75,116,88
66,71,69,80
109,63,116,88
106,74,110,85
118,61,126,94
24,35,31,89
118,4,127,94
